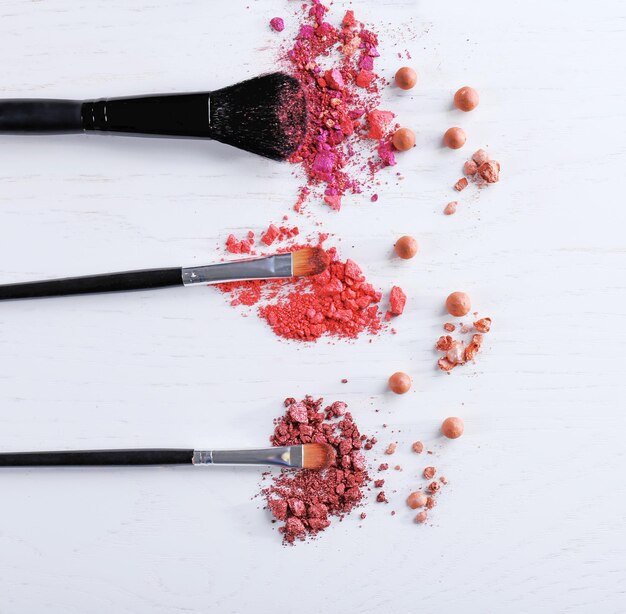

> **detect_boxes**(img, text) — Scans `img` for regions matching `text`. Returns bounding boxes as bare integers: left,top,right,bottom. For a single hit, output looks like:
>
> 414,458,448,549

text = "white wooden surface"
0,1,624,612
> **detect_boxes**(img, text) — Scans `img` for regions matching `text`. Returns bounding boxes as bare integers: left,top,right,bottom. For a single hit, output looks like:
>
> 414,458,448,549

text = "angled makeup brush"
0,247,329,301
0,72,308,160
0,443,336,470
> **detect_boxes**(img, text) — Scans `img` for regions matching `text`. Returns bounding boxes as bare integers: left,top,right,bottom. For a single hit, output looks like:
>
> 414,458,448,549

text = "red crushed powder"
225,232,255,254
262,396,370,544
218,234,385,342
279,1,398,212
436,315,492,372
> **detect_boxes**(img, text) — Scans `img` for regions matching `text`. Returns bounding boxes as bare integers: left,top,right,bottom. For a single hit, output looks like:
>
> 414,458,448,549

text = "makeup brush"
0,443,336,470
0,247,329,301
0,72,308,161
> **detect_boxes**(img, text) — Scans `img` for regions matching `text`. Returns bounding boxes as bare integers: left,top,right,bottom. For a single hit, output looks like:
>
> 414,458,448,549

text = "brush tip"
302,443,336,470
209,72,308,161
292,247,330,277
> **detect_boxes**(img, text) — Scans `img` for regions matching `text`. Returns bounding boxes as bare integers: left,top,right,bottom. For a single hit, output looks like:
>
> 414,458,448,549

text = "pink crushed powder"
278,1,398,212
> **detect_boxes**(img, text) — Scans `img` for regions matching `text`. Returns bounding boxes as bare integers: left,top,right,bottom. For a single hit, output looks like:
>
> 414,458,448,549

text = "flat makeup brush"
0,72,308,161
0,443,336,470
0,247,329,301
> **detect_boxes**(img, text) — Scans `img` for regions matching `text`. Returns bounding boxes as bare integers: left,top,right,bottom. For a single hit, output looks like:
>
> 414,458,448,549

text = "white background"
0,1,624,612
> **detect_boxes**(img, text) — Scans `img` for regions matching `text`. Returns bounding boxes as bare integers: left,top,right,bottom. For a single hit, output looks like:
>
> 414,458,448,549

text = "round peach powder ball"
388,372,412,394
394,235,418,259
394,67,417,90
445,291,471,317
442,417,464,439
453,86,479,112
392,128,415,152
407,491,428,509
443,127,466,149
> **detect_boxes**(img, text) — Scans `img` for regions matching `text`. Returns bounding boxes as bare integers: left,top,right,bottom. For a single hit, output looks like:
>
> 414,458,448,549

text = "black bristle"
208,72,308,161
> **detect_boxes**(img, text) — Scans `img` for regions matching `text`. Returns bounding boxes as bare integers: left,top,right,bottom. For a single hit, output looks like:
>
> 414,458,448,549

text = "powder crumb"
415,511,428,524
371,194,379,202
270,17,285,32
385,442,397,455
428,481,441,494
463,159,478,175
394,464,402,471
360,512,367,520
374,479,385,488
454,178,469,192
376,491,388,503
443,323,456,332
341,378,348,383
444,201,457,215
474,317,492,333
378,463,389,471
225,233,255,255
478,160,500,184
423,466,436,480
411,441,424,454
425,496,436,509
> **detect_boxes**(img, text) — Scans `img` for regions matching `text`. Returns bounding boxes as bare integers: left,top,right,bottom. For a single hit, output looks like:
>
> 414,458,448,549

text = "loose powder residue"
436,316,492,372
261,396,371,544
218,231,386,342
279,1,398,211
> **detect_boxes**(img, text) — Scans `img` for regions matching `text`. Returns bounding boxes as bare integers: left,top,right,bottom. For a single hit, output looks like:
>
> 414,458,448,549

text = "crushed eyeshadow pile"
453,148,501,195
277,1,398,211
436,317,492,372
218,228,390,341
262,396,372,544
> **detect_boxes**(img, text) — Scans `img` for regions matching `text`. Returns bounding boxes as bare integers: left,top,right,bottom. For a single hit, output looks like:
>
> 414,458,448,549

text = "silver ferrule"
192,446,303,468
181,253,293,286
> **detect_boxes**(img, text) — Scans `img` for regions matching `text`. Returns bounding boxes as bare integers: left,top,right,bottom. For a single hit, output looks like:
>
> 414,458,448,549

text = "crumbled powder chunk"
376,491,388,503
374,479,385,488
411,441,424,454
389,286,407,316
385,442,397,455
444,201,457,215
270,17,285,32
378,463,389,471
428,481,441,494
474,317,492,333
454,177,469,192
423,466,436,480
443,323,456,332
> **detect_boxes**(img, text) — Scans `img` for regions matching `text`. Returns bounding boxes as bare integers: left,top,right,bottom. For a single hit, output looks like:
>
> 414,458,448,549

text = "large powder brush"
0,72,308,161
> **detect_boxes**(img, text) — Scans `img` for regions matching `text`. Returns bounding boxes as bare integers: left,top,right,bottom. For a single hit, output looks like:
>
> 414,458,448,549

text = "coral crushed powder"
279,1,398,211
262,396,371,544
217,232,386,342
436,315,493,372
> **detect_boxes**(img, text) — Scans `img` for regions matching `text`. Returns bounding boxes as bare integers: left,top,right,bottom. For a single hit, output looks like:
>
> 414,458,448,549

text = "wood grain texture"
0,1,625,612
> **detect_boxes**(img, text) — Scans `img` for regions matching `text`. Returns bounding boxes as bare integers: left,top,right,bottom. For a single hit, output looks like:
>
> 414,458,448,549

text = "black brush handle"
0,94,211,137
0,99,83,133
0,267,183,301
0,449,194,466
